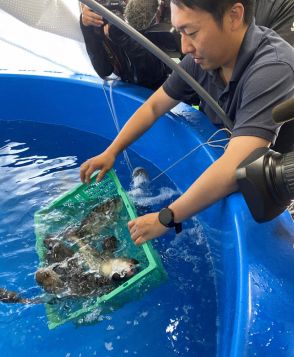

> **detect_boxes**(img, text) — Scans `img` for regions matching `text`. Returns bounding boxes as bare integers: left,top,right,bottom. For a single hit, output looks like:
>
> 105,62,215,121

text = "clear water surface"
0,120,217,357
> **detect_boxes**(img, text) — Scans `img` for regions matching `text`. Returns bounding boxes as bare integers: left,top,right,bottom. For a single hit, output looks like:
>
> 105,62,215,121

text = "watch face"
159,208,174,227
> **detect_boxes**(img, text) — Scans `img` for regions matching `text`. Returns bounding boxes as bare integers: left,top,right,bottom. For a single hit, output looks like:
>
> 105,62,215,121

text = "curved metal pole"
80,0,233,130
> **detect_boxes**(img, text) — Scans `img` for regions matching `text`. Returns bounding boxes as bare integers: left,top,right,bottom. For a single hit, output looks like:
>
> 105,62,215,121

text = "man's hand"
80,151,116,184
128,213,169,246
81,4,104,27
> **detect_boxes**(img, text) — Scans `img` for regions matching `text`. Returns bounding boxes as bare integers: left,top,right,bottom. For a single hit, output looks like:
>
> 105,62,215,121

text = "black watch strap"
174,222,182,234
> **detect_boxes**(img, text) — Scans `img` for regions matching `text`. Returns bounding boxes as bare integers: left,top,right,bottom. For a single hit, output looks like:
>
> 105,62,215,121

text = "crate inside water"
34,169,167,329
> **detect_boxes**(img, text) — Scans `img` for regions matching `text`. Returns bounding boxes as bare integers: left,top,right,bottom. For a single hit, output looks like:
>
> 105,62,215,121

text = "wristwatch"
158,207,182,234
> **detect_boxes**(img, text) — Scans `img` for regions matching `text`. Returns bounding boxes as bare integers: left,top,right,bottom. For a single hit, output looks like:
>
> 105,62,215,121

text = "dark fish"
131,167,149,189
76,196,123,238
36,235,139,296
0,236,139,304
0,198,139,304
44,236,74,264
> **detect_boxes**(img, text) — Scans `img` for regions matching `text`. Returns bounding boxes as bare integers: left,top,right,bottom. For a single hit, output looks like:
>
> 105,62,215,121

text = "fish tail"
0,287,37,304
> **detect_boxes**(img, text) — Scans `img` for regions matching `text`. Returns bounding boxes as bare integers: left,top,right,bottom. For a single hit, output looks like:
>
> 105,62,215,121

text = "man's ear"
229,3,245,30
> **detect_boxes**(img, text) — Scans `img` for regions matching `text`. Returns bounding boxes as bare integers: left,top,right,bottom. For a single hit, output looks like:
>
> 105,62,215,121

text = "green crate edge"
34,169,167,329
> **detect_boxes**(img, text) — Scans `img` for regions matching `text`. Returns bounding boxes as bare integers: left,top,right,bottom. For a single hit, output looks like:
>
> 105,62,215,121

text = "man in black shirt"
80,0,294,245
79,0,174,90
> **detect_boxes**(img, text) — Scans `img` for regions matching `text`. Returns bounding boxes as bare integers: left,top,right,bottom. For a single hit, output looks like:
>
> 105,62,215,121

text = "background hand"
128,213,169,246
103,23,110,37
80,151,115,184
81,5,104,27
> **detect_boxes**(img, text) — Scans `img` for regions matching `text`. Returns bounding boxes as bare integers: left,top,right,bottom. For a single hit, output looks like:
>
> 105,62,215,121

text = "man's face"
171,3,235,71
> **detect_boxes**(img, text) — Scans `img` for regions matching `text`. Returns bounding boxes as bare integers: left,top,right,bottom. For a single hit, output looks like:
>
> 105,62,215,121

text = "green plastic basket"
34,169,167,329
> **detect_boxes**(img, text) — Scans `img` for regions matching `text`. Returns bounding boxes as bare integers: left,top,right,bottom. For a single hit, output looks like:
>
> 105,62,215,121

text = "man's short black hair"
170,0,255,26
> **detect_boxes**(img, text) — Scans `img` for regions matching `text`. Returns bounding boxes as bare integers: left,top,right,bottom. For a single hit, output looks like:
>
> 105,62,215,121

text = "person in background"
79,0,178,89
254,0,294,154
255,0,294,46
80,0,294,245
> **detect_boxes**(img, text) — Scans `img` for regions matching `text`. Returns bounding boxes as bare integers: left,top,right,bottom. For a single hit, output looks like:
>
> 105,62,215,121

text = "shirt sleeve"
162,55,200,104
79,16,113,78
232,61,294,144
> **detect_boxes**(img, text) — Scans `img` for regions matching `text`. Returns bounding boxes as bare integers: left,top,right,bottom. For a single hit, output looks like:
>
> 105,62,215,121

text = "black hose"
80,0,234,130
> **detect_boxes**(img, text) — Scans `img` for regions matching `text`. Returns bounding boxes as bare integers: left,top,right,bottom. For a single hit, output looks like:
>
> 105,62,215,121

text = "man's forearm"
106,87,178,157
169,135,270,223
106,102,158,156
169,155,237,223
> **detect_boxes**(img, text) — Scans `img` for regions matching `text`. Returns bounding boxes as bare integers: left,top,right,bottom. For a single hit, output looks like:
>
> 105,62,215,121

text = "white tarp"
0,1,96,75
0,0,83,41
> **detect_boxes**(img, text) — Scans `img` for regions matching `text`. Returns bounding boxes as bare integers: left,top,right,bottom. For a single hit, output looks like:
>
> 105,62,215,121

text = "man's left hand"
128,213,168,245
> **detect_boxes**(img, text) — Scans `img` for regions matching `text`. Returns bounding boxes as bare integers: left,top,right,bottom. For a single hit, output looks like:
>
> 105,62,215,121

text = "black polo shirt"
163,22,294,143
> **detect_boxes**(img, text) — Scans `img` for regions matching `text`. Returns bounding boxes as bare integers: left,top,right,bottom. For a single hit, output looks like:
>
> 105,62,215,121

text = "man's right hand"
80,151,116,184
81,5,104,27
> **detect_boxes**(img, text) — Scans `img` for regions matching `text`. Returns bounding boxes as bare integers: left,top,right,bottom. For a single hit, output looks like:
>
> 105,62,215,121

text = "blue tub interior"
0,72,293,356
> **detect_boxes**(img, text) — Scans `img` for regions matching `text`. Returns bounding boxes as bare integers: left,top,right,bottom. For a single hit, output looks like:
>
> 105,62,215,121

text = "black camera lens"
236,148,294,222
268,151,294,205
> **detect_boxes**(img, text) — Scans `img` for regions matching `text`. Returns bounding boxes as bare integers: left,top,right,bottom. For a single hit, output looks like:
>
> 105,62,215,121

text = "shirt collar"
230,19,263,82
